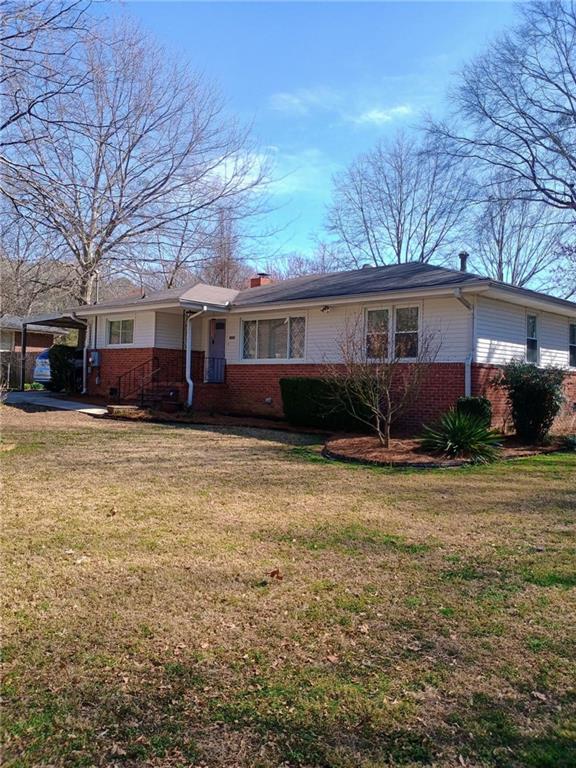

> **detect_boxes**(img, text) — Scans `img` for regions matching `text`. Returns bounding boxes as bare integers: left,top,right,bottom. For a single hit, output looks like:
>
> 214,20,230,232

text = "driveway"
5,390,107,416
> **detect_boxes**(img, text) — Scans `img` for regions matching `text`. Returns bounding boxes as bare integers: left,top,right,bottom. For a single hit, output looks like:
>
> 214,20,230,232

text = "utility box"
88,350,100,368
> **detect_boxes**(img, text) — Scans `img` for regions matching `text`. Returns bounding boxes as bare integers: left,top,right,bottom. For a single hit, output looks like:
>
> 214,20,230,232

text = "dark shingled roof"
233,262,483,306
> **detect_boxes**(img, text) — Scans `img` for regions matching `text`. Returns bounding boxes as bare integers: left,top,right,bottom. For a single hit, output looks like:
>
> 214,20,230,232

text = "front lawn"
1,406,575,767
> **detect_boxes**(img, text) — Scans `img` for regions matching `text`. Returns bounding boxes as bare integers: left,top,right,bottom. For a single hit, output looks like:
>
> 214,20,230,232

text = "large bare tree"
431,1,576,213
326,133,471,268
470,176,569,287
0,212,75,315
5,20,265,304
1,1,91,156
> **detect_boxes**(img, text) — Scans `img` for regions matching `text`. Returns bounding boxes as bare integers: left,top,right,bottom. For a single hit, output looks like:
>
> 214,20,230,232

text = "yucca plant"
421,410,502,464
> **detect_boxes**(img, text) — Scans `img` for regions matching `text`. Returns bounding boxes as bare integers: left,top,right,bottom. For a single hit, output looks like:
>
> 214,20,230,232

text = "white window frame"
365,303,422,361
526,312,539,365
569,321,576,369
240,315,307,362
106,317,135,347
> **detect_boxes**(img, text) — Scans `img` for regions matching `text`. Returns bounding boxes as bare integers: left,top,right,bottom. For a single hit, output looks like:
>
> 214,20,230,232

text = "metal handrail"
116,356,159,401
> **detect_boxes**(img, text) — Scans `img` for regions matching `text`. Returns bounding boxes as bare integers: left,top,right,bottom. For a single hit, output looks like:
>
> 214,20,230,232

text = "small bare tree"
326,133,471,268
324,312,440,447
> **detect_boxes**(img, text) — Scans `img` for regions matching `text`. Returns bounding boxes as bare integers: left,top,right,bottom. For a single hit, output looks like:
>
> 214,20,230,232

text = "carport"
21,313,88,390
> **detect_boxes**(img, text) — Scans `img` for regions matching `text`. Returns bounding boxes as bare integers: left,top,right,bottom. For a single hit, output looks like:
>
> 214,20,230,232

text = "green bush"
456,396,492,426
421,410,502,464
24,382,44,391
279,377,371,432
496,362,565,443
47,345,76,393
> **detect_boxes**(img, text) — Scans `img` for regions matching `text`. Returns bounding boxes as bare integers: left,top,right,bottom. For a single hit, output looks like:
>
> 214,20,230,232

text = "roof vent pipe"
459,251,469,272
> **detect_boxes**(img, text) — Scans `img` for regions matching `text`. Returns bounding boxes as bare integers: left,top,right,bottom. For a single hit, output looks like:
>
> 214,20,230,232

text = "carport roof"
20,312,86,330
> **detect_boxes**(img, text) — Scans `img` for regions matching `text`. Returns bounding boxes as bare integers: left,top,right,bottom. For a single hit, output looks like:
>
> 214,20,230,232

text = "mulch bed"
323,434,568,468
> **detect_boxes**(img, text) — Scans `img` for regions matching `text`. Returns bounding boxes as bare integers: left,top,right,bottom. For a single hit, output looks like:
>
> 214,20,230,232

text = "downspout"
185,306,208,408
453,288,474,397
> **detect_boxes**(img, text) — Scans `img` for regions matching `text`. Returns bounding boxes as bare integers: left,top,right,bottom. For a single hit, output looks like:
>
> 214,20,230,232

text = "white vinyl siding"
95,311,155,348
539,312,572,368
476,296,573,368
227,297,472,364
155,312,183,349
475,298,526,364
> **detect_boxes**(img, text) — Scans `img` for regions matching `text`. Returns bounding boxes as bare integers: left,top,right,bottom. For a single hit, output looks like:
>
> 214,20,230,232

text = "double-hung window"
395,306,419,358
526,314,538,364
108,318,134,345
242,317,305,360
365,306,420,359
366,309,389,359
570,322,576,368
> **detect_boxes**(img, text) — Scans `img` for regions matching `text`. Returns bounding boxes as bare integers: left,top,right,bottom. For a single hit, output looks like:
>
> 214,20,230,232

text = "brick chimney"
459,251,469,272
250,272,273,288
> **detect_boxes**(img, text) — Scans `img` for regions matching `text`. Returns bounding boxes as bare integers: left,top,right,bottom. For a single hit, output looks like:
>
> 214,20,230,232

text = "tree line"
1,1,575,317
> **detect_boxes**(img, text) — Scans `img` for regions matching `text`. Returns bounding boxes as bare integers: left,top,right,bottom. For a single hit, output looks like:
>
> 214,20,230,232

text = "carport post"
20,323,28,390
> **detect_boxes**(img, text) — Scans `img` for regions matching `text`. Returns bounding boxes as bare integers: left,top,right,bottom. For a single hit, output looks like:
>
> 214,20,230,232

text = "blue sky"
113,1,517,261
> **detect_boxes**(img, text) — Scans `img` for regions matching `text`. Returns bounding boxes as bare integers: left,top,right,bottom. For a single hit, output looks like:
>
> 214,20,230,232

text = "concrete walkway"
5,391,107,416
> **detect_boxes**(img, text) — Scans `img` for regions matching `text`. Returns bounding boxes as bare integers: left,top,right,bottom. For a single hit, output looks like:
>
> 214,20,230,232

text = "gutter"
185,306,208,408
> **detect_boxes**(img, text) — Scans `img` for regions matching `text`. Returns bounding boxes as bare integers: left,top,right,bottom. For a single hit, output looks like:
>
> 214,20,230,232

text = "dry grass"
1,404,575,768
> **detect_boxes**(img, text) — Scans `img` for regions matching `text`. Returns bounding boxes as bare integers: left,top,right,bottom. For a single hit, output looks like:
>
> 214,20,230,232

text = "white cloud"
269,85,413,131
269,86,342,115
350,104,413,126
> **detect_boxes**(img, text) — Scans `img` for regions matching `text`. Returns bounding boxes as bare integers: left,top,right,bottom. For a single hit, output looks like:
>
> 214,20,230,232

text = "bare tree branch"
429,1,576,213
326,133,471,268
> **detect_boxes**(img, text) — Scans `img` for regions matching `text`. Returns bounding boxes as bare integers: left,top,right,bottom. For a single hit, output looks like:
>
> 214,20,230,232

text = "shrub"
561,434,576,452
421,410,502,464
456,396,492,426
47,345,77,392
24,382,44,391
279,377,371,432
496,362,565,443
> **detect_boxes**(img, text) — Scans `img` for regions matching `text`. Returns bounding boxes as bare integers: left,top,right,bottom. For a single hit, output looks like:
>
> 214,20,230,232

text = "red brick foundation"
198,362,468,431
87,351,576,435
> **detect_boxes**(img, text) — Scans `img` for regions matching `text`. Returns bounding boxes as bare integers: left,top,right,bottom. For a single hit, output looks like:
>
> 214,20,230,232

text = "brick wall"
86,347,192,399
87,348,155,397
14,331,56,352
472,363,576,433
196,362,467,431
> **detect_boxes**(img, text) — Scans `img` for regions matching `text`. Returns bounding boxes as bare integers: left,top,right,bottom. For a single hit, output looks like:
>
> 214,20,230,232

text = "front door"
207,319,226,382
